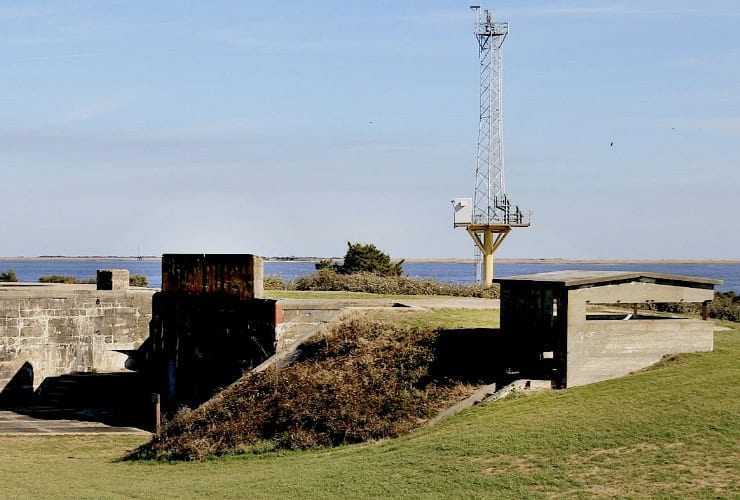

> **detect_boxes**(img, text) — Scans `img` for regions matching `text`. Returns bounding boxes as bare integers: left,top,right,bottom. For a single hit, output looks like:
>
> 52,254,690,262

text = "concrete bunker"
143,254,280,408
495,270,722,388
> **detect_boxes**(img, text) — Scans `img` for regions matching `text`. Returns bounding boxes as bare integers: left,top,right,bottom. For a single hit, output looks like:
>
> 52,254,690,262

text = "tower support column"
483,230,494,286
466,224,513,287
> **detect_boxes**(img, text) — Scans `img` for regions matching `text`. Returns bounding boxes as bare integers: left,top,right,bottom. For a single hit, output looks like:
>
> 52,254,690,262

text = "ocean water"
1,259,738,292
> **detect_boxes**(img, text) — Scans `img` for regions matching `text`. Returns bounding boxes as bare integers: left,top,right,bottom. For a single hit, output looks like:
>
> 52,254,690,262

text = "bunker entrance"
496,270,722,388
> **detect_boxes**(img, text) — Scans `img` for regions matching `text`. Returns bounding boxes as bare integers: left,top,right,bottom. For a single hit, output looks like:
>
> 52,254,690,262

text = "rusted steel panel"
161,254,262,299
203,254,256,300
162,254,205,295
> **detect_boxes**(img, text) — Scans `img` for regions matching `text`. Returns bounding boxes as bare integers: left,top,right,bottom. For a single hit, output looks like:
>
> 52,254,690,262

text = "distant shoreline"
1,256,739,265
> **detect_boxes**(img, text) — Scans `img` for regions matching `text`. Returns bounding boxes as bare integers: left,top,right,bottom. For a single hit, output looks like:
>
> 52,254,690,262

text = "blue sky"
1,1,738,259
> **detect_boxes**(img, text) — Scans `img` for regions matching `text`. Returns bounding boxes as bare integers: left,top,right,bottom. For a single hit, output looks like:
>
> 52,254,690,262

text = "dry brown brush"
128,315,471,461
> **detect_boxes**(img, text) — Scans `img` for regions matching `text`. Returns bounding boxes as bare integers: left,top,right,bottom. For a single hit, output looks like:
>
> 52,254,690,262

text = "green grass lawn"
1,323,737,498
365,307,500,330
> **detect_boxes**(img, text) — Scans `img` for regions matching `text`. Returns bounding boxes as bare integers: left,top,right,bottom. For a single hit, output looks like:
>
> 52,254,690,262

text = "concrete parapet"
97,269,130,292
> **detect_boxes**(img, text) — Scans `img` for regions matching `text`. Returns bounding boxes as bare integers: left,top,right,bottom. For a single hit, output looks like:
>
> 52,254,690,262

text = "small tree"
0,269,18,282
337,242,404,277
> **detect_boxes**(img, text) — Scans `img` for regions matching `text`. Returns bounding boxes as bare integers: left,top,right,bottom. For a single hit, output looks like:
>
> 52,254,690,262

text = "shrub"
264,274,288,290
337,242,403,277
293,269,499,298
314,259,335,270
0,269,18,282
129,274,148,287
39,275,78,284
708,291,740,322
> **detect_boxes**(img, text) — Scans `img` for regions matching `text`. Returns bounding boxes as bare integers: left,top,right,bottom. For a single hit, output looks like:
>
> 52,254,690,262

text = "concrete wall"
0,284,153,397
565,282,715,387
567,317,713,387
569,281,715,306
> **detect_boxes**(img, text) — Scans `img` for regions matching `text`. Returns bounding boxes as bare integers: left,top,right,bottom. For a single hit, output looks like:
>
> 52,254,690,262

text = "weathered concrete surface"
497,270,722,388
567,317,713,387
0,283,153,398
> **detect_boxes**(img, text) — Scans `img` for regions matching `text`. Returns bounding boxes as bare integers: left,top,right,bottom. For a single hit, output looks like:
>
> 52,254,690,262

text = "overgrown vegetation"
0,268,18,282
128,274,148,287
39,275,80,284
634,291,740,323
266,269,499,298
128,315,472,461
269,243,498,297
37,274,149,287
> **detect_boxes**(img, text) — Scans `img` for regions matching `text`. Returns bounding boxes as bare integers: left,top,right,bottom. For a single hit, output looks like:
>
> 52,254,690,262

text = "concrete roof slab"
495,270,722,288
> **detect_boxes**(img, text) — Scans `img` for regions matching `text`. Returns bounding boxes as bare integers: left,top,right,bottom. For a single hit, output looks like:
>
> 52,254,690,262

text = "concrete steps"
0,371,153,430
36,372,144,406
36,372,150,415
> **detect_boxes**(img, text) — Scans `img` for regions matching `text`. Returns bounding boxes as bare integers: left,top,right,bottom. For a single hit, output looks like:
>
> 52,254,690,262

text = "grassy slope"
0,324,738,498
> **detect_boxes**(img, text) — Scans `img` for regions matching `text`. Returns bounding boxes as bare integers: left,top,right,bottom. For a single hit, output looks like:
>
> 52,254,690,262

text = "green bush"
314,259,334,270
292,269,499,298
708,291,740,322
0,269,18,282
129,274,148,287
39,275,78,284
337,242,403,277
264,274,288,290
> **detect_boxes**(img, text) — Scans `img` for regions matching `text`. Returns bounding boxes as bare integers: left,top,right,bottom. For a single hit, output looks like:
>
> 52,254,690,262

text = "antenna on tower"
452,5,531,287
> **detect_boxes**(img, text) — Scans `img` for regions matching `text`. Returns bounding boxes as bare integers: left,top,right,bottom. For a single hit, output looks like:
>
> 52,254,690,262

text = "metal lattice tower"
452,6,531,286
472,5,526,225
